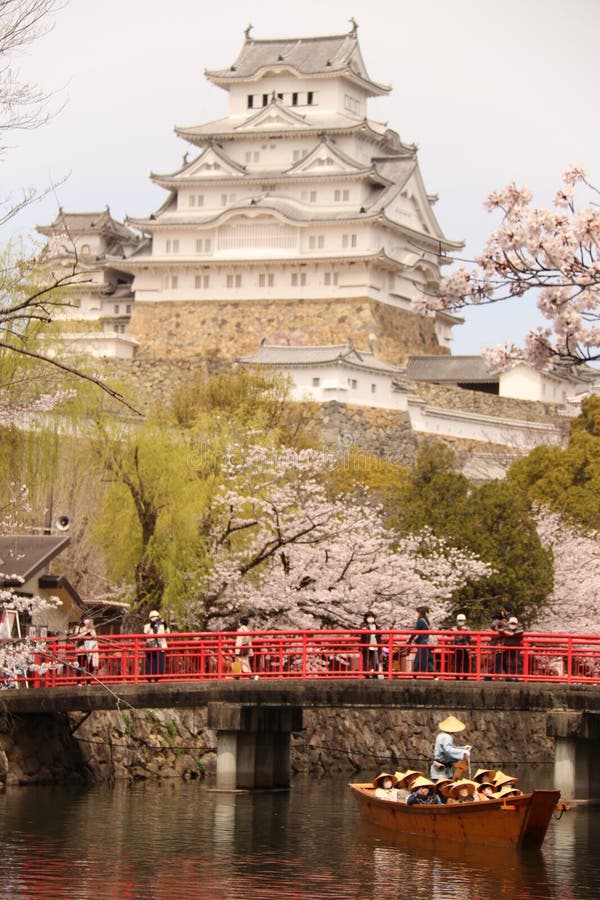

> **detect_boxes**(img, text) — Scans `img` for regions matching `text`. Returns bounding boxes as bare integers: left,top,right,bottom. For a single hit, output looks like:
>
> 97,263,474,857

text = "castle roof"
239,342,401,375
205,26,390,97
36,209,139,243
406,355,498,384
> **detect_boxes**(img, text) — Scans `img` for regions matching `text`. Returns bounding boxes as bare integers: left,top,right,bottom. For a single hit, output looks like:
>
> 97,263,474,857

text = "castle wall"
127,297,445,365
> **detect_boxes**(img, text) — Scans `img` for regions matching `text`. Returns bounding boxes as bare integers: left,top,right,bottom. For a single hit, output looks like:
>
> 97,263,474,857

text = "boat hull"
349,784,560,849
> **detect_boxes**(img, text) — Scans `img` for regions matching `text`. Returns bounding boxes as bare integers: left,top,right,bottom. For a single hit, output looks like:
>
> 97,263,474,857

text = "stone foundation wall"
0,705,554,786
127,298,444,365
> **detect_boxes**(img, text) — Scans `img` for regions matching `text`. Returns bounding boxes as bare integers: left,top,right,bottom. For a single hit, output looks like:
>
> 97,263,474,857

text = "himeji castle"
39,23,462,364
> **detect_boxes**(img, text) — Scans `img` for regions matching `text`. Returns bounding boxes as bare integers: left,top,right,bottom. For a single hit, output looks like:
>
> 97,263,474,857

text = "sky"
2,0,599,354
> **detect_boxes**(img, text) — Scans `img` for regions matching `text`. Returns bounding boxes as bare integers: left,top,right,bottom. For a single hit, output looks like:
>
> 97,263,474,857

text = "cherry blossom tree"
191,445,492,630
534,508,600,633
413,165,600,368
0,485,62,687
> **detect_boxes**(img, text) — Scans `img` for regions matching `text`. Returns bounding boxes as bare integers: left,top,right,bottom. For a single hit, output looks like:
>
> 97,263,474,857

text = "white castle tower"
40,24,462,364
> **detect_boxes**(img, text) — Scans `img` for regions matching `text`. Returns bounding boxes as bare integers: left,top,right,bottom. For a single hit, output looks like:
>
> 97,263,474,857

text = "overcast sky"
2,0,598,354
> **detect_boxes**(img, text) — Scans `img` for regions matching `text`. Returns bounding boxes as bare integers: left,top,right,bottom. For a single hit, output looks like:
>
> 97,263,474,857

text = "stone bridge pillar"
547,712,600,801
208,703,303,790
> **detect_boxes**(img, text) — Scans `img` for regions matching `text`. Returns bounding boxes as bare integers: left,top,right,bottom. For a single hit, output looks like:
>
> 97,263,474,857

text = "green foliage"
383,441,553,626
507,396,600,530
167,368,320,447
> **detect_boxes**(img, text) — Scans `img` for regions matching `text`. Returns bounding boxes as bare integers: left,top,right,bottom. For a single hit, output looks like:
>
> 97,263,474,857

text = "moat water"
0,774,597,899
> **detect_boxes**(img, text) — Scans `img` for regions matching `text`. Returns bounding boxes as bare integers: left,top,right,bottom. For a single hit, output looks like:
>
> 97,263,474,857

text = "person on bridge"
407,606,434,674
451,613,471,678
75,618,98,683
143,610,169,680
360,611,382,678
430,715,472,781
234,616,255,675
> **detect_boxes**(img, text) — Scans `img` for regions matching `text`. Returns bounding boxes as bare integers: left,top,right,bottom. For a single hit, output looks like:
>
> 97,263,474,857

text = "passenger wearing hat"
476,781,496,801
394,769,424,802
446,779,478,804
451,613,471,678
473,768,497,784
143,609,169,681
433,777,453,803
430,716,472,781
494,784,523,800
373,772,399,801
407,775,442,805
493,771,519,790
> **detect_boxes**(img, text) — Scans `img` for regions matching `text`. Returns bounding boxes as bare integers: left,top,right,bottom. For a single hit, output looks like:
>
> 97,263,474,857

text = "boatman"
430,715,472,781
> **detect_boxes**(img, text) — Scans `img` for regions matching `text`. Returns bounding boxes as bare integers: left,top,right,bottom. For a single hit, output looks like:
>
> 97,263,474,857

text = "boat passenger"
394,769,424,802
446,779,478,804
473,768,497,784
406,775,442,805
494,785,523,800
430,715,472,781
373,772,399,801
492,771,519,790
476,781,496,801
434,777,453,803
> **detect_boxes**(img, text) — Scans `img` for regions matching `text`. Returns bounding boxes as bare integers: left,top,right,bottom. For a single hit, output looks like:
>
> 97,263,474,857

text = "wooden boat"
349,783,560,850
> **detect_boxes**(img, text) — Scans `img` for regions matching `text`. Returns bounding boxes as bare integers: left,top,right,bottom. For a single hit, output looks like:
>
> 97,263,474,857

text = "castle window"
247,95,254,109
342,234,357,249
163,275,178,289
292,92,298,106
307,91,314,105
80,243,91,255
291,273,306,287
324,272,339,286
371,384,377,394
258,273,275,287
309,235,325,250
226,274,242,288
113,304,119,314
262,94,269,107
126,304,132,314
312,377,320,387
165,239,179,253
195,275,210,288
196,238,211,253
334,189,350,202
348,378,358,389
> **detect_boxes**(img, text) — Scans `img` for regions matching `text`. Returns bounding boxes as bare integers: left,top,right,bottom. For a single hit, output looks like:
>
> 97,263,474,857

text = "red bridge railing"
10,628,600,688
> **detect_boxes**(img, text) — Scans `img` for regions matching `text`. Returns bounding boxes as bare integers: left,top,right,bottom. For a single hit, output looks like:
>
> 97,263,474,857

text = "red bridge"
18,628,600,687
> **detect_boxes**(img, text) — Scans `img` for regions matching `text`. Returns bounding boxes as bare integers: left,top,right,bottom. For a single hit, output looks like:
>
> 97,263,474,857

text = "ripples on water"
0,774,598,899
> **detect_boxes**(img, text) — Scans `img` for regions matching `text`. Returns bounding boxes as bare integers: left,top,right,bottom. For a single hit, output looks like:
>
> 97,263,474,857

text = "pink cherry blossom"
414,167,600,367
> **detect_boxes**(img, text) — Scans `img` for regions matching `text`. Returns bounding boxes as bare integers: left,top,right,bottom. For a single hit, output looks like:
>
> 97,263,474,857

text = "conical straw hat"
438,715,466,733
410,775,435,790
372,772,399,788
447,778,478,798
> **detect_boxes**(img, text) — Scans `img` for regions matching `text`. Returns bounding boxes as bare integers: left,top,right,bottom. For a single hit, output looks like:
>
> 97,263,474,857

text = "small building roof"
0,535,70,585
37,209,139,243
239,342,402,375
406,355,499,384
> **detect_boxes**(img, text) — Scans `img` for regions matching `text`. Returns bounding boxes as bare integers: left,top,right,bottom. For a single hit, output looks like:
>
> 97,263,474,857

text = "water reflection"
0,777,597,899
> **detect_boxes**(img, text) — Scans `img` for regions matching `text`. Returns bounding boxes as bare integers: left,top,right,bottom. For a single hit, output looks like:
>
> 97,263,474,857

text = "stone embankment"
0,704,553,786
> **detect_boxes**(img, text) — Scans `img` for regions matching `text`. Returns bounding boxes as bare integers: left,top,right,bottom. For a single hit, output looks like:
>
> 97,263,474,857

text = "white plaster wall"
499,366,568,404
407,398,564,449
284,364,406,410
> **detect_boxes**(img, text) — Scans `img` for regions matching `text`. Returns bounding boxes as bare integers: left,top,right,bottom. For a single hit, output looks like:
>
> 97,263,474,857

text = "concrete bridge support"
208,703,303,791
547,712,600,801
